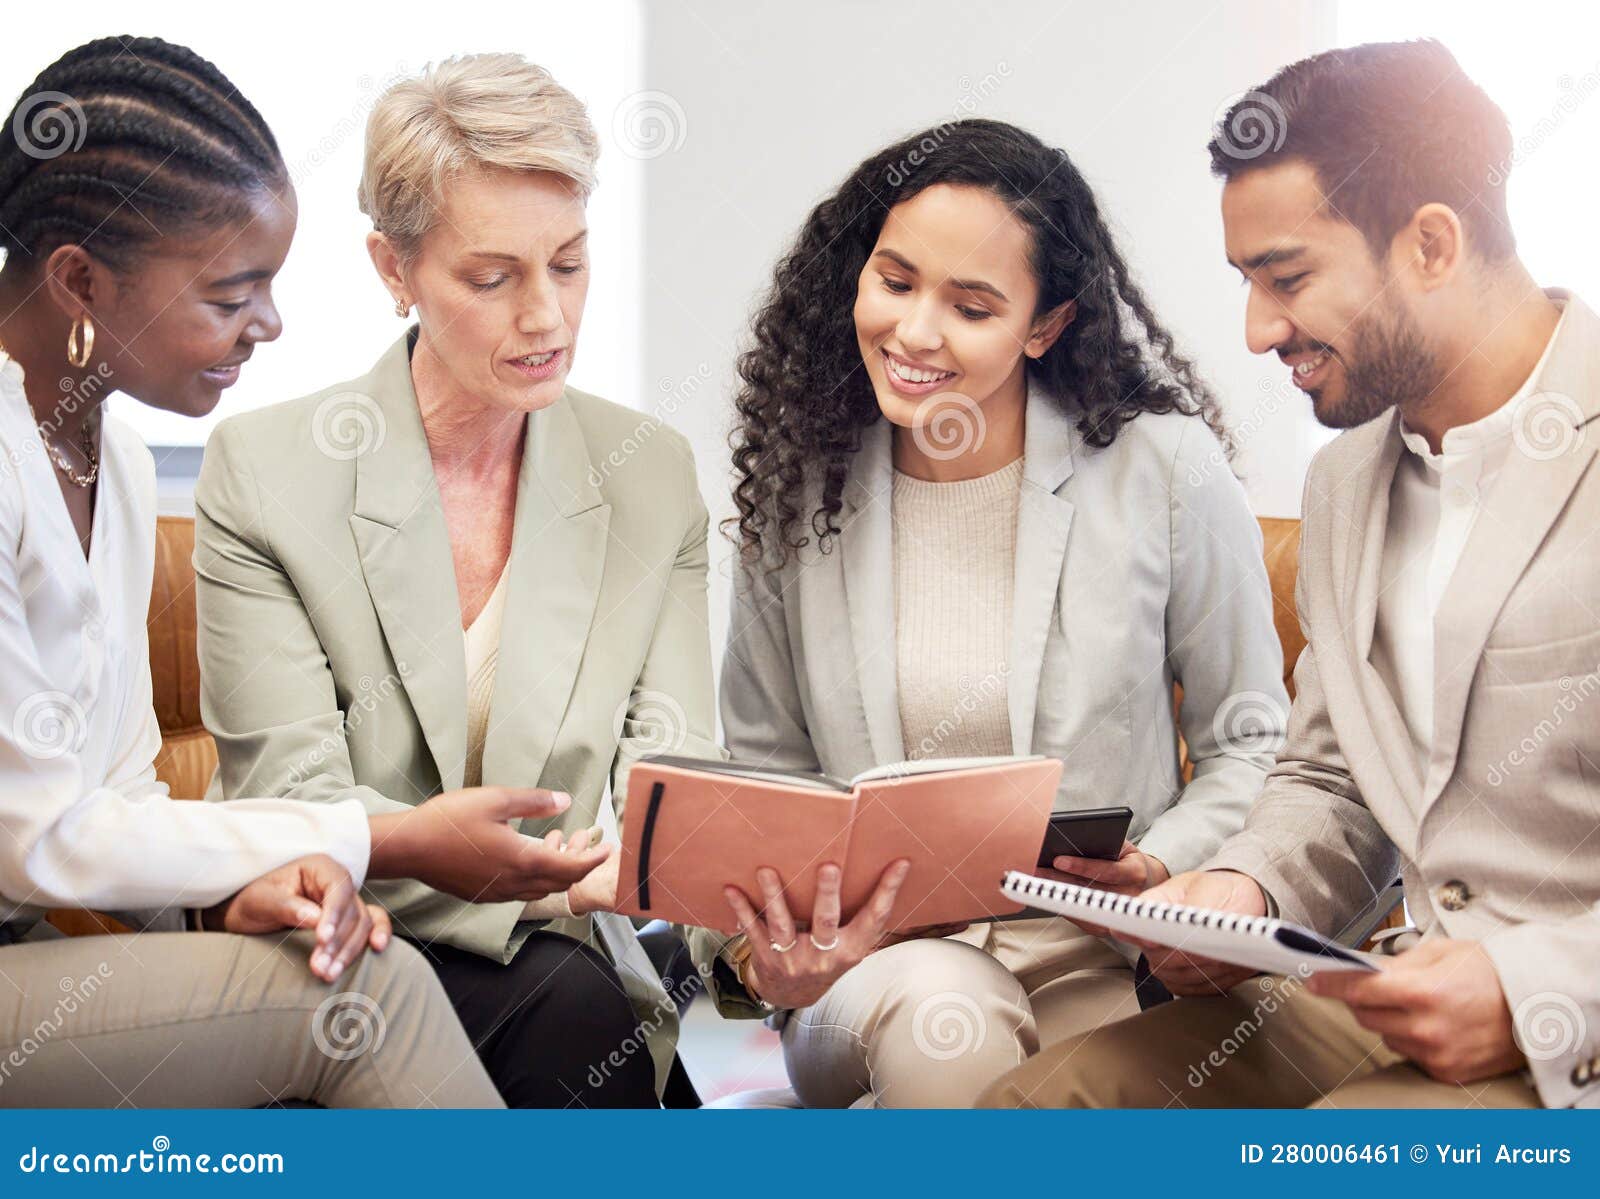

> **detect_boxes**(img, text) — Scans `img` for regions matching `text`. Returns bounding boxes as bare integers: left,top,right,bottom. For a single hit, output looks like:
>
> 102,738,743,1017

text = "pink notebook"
616,755,1061,933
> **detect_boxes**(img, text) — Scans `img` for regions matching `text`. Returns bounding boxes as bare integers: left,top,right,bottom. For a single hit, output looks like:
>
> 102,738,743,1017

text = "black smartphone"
1037,806,1134,866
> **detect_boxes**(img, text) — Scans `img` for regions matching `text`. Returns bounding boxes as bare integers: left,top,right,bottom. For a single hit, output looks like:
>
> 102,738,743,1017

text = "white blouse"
0,352,369,929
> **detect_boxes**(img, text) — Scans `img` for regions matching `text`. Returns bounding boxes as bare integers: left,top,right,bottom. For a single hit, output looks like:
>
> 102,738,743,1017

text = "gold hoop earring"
394,298,411,318
66,314,94,369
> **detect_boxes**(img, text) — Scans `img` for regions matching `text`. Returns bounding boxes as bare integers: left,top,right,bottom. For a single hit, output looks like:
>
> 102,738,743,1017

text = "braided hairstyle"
728,118,1230,570
0,36,287,275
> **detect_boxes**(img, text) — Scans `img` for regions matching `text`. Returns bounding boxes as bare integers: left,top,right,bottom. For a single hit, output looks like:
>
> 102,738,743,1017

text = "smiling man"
980,39,1600,1109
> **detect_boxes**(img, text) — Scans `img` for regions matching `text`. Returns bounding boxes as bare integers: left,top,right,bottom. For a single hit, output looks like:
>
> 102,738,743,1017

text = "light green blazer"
193,330,725,1090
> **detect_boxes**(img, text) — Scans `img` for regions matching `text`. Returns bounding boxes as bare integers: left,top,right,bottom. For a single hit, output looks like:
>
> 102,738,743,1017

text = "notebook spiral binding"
1001,870,1277,937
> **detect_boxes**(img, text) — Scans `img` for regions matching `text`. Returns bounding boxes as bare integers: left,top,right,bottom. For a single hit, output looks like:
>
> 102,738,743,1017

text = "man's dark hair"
1208,39,1516,262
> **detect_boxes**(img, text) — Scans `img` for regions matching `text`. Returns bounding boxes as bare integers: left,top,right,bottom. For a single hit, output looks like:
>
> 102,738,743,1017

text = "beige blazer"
721,383,1289,975
1210,290,1600,1108
193,331,722,1091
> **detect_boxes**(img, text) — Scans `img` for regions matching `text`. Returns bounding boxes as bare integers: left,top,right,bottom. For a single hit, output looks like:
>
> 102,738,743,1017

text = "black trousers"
415,931,659,1108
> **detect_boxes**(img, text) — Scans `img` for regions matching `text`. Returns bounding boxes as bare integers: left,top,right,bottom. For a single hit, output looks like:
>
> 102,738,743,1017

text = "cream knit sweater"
891,456,1022,761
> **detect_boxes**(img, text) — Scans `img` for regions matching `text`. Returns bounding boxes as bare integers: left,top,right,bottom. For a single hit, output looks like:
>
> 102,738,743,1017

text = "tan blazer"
1210,290,1600,1108
193,331,722,1090
721,384,1289,976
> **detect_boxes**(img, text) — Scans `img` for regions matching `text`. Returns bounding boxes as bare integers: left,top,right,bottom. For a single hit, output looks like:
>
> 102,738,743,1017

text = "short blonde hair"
358,53,599,257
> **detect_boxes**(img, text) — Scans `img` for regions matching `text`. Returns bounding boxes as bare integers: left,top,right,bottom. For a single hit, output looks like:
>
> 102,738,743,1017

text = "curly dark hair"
728,118,1229,568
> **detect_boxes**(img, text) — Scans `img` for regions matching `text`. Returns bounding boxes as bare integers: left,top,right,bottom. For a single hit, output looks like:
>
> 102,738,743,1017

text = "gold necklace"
0,334,101,488
39,421,100,488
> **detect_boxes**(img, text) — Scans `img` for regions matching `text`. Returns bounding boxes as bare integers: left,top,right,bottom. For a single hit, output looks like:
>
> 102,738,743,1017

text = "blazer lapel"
1344,416,1401,664
839,419,905,766
348,332,469,792
1424,294,1600,810
1333,418,1424,802
479,394,611,791
1007,384,1076,755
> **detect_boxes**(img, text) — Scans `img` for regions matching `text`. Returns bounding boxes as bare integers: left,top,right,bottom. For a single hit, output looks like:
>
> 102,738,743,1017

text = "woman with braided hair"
0,37,603,1107
714,119,1290,1106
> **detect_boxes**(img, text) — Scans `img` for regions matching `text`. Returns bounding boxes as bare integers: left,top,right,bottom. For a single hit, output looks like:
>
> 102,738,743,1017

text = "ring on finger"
809,932,840,952
770,937,797,953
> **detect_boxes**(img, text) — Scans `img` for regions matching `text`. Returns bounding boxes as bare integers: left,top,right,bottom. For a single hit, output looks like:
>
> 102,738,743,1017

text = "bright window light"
1338,1,1600,302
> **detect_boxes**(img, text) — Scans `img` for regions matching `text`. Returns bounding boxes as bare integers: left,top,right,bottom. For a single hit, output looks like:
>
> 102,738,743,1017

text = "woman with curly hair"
715,119,1290,1107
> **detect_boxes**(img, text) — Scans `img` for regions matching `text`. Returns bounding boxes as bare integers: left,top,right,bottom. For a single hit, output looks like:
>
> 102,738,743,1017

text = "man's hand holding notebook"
1001,869,1378,980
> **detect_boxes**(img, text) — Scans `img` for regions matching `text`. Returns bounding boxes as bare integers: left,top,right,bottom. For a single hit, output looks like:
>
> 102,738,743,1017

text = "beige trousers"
978,972,1541,1109
782,918,1140,1108
0,928,502,1108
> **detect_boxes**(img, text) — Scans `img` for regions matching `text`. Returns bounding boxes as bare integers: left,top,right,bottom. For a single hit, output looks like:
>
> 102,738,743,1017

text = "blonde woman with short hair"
195,54,720,1107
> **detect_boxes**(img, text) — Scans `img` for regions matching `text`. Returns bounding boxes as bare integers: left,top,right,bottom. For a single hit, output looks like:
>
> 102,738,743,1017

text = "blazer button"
1437,880,1471,912
1572,1060,1593,1088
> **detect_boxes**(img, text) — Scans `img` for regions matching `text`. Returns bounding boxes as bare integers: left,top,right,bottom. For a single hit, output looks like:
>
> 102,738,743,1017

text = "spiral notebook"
1000,871,1378,975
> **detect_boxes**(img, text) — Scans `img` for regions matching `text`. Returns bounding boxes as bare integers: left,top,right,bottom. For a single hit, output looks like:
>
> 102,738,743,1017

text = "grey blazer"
193,331,723,1090
721,383,1289,935
1210,290,1600,1108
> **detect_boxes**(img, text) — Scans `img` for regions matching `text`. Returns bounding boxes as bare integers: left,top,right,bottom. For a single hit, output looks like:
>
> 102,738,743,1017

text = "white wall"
634,0,1335,668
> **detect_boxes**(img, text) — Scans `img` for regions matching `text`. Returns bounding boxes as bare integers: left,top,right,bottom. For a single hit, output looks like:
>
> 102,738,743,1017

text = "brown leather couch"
147,515,220,799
